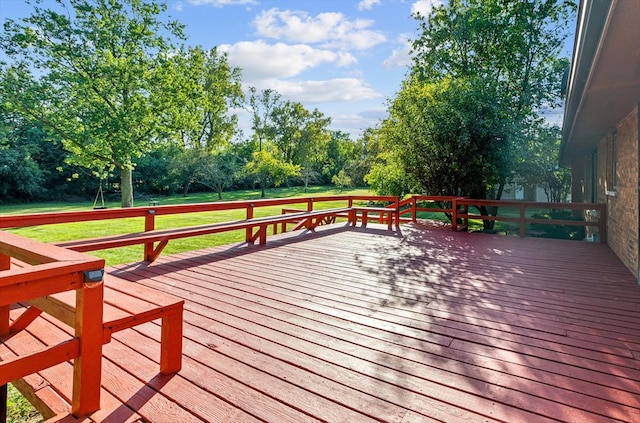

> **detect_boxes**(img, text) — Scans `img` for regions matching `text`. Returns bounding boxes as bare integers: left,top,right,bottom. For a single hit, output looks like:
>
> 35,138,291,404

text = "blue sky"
0,0,573,139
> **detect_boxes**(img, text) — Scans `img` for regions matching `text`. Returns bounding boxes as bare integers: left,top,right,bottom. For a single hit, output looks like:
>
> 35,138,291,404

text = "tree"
1,0,189,207
384,77,509,200
176,46,243,150
323,131,355,183
293,108,331,191
365,153,417,197
193,150,238,200
245,147,300,198
408,0,575,197
514,122,570,203
349,128,384,187
134,143,182,195
248,87,281,152
0,141,44,201
331,170,352,193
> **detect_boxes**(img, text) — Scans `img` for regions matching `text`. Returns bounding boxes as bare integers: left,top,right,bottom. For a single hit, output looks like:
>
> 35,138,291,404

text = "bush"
530,210,586,240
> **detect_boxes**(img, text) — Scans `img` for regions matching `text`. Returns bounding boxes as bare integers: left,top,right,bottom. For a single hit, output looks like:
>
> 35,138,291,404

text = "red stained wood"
7,222,640,422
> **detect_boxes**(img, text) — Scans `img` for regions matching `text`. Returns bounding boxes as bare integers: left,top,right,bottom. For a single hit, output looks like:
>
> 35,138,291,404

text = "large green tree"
403,0,574,200
383,77,508,198
175,46,243,150
0,0,189,207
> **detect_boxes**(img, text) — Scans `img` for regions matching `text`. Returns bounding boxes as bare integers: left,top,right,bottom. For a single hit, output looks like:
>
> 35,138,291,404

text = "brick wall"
599,108,639,278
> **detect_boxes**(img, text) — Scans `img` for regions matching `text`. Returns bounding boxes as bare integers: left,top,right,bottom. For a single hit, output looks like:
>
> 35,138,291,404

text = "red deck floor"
7,221,640,422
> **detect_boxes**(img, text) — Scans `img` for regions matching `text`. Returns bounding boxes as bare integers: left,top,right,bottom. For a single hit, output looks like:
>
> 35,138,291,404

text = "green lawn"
2,186,374,266
6,384,42,423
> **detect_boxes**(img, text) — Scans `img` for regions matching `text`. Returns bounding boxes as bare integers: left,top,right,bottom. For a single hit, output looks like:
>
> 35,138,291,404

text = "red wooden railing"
397,196,606,243
0,231,106,417
0,195,398,231
0,195,606,246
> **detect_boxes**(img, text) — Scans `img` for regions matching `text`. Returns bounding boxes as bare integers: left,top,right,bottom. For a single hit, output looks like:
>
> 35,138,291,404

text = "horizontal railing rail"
0,196,401,262
396,195,606,243
0,194,607,250
452,198,606,243
0,195,399,230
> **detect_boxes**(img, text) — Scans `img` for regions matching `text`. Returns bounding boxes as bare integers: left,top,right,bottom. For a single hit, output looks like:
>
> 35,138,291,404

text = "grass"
2,186,374,266
7,384,43,423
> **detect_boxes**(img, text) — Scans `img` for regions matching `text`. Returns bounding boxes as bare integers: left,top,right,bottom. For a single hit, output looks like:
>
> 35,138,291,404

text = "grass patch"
7,384,43,423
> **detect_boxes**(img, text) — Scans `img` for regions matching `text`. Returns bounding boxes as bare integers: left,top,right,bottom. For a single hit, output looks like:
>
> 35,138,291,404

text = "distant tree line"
0,104,379,203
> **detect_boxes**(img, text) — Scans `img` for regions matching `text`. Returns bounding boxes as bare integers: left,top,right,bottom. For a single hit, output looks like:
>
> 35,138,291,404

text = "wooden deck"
6,221,640,422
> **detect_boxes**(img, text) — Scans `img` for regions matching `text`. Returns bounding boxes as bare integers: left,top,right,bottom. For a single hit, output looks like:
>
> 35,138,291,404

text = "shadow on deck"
11,221,640,422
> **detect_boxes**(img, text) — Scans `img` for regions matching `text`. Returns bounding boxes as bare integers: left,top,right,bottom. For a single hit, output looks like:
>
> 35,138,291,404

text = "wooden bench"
1,231,184,418
351,206,398,230
56,207,354,262
10,273,184,376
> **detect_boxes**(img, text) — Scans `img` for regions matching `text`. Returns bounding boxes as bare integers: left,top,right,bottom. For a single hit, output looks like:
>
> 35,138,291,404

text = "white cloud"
219,40,357,82
411,0,444,18
358,0,381,10
253,8,386,50
331,108,388,139
187,0,257,6
383,33,413,68
264,78,381,103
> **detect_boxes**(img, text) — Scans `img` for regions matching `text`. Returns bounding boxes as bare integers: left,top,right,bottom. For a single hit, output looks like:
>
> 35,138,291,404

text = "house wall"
571,107,639,278
596,108,639,278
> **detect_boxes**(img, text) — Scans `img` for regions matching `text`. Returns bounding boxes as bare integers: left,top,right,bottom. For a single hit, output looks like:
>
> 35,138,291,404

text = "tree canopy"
374,0,574,206
0,0,242,207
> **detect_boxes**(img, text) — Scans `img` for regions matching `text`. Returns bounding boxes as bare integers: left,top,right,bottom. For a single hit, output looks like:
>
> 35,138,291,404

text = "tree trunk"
482,179,506,231
121,167,134,208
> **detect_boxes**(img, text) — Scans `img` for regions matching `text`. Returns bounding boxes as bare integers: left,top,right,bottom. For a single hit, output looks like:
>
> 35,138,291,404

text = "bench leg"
258,225,268,245
361,211,368,227
160,306,183,374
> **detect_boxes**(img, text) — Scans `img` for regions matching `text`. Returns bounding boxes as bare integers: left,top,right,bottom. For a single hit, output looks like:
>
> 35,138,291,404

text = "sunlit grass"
7,384,42,423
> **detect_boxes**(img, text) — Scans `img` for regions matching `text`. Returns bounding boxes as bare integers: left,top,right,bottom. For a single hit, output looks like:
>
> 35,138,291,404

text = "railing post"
599,204,607,244
452,198,458,232
72,271,104,417
412,197,417,223
463,202,469,228
519,203,526,238
0,254,8,423
144,209,156,261
0,253,9,335
308,198,313,212
246,204,254,243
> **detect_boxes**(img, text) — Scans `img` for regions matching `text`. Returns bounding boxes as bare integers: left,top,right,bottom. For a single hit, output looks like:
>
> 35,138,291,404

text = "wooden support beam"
1,252,9,423
71,281,104,417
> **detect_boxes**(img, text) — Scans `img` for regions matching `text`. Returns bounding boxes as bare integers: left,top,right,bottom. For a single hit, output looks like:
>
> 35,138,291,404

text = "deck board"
6,221,640,422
